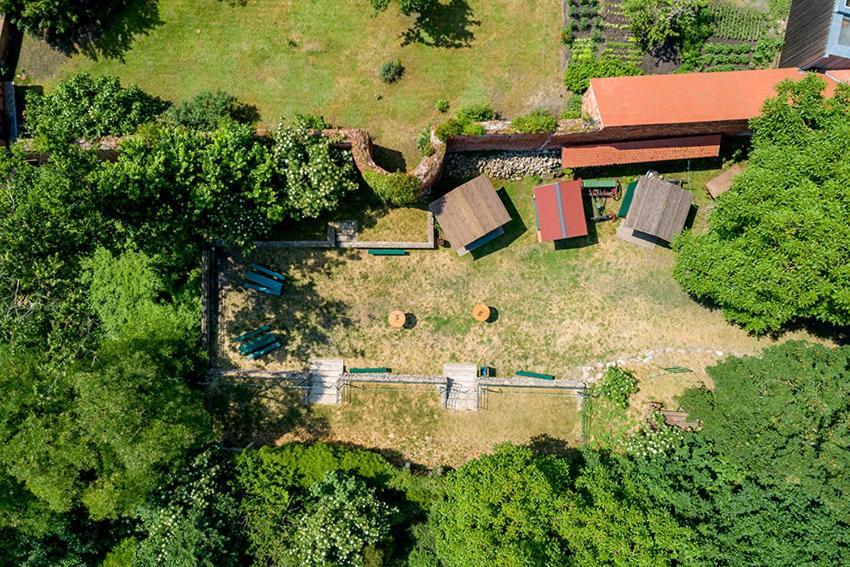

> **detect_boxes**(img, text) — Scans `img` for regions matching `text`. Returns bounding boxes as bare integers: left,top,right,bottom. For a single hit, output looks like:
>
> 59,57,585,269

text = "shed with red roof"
533,180,588,242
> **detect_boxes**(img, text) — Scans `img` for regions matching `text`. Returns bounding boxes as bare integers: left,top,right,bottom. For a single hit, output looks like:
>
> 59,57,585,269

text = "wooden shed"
533,180,588,242
618,175,693,248
429,176,511,256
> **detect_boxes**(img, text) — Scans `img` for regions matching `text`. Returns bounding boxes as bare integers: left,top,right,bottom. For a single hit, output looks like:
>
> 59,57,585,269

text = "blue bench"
243,282,281,296
249,264,286,283
245,271,284,292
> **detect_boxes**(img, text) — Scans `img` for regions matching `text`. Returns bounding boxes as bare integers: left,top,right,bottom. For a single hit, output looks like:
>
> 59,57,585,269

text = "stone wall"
444,150,562,180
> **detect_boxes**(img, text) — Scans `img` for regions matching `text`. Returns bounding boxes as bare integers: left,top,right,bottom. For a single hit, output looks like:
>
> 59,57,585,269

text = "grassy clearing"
17,0,563,165
277,384,581,467
219,165,819,378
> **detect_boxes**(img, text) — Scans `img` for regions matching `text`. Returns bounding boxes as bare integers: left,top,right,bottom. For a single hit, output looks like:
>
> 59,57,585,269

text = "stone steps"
308,359,344,405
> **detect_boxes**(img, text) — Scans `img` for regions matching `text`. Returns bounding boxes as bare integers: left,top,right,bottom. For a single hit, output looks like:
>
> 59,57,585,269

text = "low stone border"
344,373,447,385
479,377,586,390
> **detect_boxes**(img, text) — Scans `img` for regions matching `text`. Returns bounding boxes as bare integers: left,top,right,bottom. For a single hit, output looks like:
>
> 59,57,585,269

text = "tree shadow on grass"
224,248,364,366
48,0,163,61
401,0,480,49
207,378,330,447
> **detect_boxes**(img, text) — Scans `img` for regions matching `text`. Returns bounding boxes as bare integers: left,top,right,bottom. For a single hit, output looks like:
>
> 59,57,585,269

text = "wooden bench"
516,370,555,380
349,367,391,374
368,249,408,256
245,271,284,292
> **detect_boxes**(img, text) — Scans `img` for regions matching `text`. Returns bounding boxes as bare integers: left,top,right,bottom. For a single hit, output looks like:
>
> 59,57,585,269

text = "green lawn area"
219,165,817,378
17,0,564,166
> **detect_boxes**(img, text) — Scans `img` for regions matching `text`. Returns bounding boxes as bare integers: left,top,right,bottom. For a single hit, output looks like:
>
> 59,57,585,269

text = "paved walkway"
444,363,479,411
308,359,344,405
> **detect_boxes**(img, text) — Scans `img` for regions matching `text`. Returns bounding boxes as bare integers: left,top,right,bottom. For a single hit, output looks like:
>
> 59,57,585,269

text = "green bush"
596,367,639,409
165,90,257,130
564,55,643,94
457,102,495,121
380,60,405,83
562,93,585,120
363,171,421,206
511,110,558,134
435,116,486,140
435,99,450,113
416,127,435,157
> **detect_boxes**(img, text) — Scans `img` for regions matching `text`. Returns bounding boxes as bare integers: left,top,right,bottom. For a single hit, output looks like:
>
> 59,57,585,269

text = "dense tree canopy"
674,75,850,332
622,0,711,50
24,73,168,148
0,0,125,45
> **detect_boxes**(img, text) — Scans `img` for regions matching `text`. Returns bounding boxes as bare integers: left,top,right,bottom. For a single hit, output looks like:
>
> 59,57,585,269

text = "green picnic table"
233,325,271,344
239,333,277,355
582,178,618,190
516,370,555,380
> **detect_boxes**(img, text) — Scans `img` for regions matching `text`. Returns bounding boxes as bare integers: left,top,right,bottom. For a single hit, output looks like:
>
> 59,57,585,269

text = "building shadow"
45,0,163,61
470,187,527,260
401,0,480,49
553,195,600,250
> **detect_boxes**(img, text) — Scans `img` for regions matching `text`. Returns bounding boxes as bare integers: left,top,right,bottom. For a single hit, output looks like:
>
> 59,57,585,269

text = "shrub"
363,171,421,206
462,121,486,136
562,26,575,45
511,110,558,134
165,90,257,130
564,55,643,93
457,102,495,121
416,127,435,156
596,367,638,409
562,93,585,120
293,113,330,129
435,99,450,113
435,118,465,141
380,60,405,84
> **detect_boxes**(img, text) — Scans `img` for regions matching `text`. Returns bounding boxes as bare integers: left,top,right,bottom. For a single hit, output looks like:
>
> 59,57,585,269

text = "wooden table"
388,310,406,328
472,303,491,322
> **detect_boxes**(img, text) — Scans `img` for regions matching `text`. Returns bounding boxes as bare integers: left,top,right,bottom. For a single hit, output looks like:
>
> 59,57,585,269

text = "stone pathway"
308,359,344,405
443,363,479,411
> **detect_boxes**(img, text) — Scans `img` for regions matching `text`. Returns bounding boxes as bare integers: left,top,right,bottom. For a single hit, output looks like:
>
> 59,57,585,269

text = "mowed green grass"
18,0,563,164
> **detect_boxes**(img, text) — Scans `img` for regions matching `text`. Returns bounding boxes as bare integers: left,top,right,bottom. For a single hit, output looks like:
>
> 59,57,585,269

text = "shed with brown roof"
618,175,693,247
562,135,721,169
429,176,511,256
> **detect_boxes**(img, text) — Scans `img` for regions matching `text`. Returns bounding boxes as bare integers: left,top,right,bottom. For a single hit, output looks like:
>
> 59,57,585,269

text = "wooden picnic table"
388,310,406,328
472,303,491,322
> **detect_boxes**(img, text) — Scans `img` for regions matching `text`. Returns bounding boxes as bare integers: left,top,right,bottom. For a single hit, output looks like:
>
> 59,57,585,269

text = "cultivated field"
17,0,563,165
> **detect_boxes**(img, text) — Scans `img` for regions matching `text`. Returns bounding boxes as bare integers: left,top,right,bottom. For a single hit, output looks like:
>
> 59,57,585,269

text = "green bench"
349,367,391,374
516,370,555,380
243,282,281,296
245,272,284,292
233,325,272,344
247,341,281,360
618,180,638,218
368,249,408,256
582,178,618,190
239,333,277,355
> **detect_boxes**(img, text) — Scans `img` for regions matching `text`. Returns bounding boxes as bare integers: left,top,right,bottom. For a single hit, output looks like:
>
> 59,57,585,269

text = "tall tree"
674,75,850,333
621,0,711,50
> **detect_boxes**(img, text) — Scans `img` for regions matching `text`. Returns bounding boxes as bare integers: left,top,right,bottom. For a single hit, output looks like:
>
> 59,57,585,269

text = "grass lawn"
17,0,564,166
277,384,581,467
219,163,818,378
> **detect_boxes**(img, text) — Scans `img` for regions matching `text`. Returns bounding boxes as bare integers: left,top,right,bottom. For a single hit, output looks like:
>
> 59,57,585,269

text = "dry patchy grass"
219,175,816,377
277,383,580,468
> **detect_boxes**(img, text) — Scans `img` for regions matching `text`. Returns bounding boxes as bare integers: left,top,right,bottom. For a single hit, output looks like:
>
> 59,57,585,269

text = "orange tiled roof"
562,135,721,169
589,69,839,128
